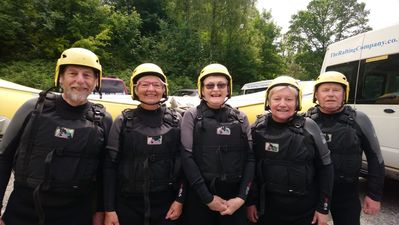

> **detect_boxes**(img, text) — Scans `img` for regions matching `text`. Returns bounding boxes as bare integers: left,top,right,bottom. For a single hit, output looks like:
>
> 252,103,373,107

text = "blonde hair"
268,85,298,100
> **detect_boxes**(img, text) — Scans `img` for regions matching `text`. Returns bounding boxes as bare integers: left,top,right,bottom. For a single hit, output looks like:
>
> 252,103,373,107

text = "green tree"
251,10,285,80
162,0,263,90
103,0,167,34
286,0,371,78
101,9,142,69
0,0,113,60
0,60,54,89
0,0,287,93
155,23,204,89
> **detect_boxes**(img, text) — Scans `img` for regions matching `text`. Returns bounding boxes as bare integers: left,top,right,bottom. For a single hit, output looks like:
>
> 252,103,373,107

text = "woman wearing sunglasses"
103,63,185,225
180,63,254,225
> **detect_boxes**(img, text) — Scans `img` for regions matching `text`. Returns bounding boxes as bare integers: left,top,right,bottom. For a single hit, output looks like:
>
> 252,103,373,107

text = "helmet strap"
137,96,168,106
201,96,230,109
95,86,103,99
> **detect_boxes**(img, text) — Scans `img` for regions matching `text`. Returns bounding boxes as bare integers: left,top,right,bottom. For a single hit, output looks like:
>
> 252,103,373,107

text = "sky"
256,0,399,33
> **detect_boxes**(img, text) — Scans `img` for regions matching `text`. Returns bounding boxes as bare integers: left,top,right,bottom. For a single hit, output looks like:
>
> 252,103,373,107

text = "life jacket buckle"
149,154,156,162
54,148,64,156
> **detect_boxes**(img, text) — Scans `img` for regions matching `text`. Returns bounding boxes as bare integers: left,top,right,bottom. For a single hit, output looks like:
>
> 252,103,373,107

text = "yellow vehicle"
0,78,138,139
0,78,314,138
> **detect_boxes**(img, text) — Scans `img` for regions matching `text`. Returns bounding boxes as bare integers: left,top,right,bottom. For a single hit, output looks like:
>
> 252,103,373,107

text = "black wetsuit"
250,114,334,225
307,106,385,225
181,101,254,225
103,105,185,225
0,94,112,225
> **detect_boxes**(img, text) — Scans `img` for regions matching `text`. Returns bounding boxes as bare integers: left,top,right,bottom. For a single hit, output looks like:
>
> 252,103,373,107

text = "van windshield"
244,87,267,94
99,79,127,94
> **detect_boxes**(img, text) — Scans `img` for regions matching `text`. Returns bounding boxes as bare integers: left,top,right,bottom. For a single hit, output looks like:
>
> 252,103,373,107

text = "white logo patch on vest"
147,135,162,145
216,126,231,135
54,126,74,139
265,142,279,152
323,133,332,142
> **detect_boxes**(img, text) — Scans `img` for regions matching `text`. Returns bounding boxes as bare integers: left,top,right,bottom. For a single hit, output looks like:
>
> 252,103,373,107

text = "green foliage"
168,76,196,95
286,0,371,78
0,60,54,89
251,11,286,80
0,0,371,91
155,23,204,86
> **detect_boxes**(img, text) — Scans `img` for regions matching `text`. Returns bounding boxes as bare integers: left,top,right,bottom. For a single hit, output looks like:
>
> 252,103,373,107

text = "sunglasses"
204,82,228,90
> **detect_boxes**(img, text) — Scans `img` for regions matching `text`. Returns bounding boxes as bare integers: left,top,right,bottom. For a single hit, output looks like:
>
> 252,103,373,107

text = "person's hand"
311,211,328,225
363,195,381,215
165,201,183,220
207,195,228,212
92,212,104,225
104,211,119,225
220,197,245,215
0,218,5,225
246,205,259,223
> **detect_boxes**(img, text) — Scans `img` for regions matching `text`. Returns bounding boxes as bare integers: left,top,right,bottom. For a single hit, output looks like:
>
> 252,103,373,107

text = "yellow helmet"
265,75,302,111
54,47,102,88
197,63,233,99
130,63,168,100
313,71,349,103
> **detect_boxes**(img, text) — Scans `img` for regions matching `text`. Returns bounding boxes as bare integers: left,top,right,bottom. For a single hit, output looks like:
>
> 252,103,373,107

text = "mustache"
70,85,89,89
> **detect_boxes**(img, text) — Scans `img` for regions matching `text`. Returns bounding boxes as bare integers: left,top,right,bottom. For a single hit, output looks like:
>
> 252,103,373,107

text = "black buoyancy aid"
14,91,106,194
252,114,315,196
119,106,180,194
307,106,362,182
193,104,248,183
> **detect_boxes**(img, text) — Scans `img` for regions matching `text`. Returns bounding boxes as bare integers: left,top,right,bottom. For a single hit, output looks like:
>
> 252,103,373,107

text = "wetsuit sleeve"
180,108,214,205
245,121,260,207
304,118,334,214
93,111,113,211
174,112,187,203
237,112,255,201
0,98,37,214
355,111,385,201
245,177,259,206
103,114,124,211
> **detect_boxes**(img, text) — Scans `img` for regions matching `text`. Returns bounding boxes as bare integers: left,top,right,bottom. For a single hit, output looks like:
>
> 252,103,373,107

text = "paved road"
2,176,399,224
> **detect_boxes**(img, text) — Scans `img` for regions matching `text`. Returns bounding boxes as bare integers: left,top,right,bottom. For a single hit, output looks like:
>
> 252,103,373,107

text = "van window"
325,61,358,103
94,78,128,94
243,87,267,95
241,80,272,95
326,53,399,104
361,54,399,104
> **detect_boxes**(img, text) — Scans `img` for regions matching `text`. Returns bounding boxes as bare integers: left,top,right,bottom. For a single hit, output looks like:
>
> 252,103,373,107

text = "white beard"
69,92,89,103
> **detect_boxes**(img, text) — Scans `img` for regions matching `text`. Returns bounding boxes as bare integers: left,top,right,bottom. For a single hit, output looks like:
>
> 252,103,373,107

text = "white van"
320,24,399,180
241,80,272,94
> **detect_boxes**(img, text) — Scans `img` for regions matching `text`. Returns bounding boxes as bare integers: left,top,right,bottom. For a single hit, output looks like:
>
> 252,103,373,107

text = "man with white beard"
0,47,112,225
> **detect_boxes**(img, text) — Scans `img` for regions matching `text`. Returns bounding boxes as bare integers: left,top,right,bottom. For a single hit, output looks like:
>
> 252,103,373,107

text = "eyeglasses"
204,82,228,90
137,81,165,89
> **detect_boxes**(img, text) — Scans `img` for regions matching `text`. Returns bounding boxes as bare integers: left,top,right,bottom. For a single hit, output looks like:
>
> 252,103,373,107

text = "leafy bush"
0,60,54,90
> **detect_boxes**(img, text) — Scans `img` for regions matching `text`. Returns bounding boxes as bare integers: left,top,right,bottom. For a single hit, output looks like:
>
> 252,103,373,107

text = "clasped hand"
207,195,245,215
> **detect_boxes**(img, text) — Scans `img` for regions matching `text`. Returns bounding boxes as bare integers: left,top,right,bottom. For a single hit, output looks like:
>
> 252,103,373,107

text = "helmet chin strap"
95,86,103,99
201,96,230,109
137,96,168,106
201,88,231,109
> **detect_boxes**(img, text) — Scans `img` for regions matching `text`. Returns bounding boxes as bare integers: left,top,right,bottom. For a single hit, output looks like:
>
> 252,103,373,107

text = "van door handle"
384,109,395,113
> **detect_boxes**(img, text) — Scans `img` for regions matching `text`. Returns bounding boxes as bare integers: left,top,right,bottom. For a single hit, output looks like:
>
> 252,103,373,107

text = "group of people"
0,47,385,225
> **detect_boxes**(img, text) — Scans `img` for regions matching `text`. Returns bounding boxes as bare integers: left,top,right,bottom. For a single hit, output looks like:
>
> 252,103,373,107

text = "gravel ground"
357,177,399,225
